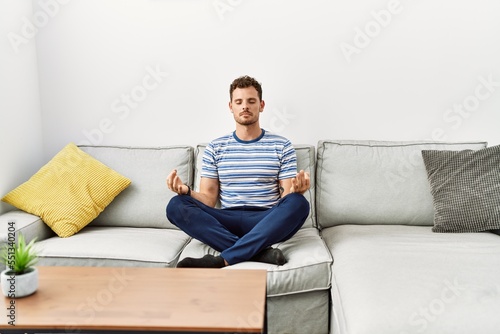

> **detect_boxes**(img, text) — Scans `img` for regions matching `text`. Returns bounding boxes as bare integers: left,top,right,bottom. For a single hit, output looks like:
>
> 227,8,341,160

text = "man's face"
229,86,265,126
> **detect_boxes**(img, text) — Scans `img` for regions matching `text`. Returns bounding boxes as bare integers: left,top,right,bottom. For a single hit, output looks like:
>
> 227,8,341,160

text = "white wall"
24,0,500,160
0,0,44,214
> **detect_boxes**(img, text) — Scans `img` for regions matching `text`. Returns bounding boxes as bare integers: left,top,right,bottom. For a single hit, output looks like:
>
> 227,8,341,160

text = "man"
166,75,310,268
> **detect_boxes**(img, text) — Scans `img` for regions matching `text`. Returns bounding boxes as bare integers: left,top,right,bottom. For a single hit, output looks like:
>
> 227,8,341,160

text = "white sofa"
1,140,499,334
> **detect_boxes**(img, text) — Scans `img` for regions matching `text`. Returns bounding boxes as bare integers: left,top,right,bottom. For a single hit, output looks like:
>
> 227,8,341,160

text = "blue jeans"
166,193,310,265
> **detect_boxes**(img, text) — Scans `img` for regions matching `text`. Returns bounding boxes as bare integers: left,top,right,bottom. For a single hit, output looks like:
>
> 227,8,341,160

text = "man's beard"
235,114,258,126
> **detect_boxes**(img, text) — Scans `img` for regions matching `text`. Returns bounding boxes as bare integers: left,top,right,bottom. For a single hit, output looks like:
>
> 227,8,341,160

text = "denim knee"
166,195,185,226
284,193,310,216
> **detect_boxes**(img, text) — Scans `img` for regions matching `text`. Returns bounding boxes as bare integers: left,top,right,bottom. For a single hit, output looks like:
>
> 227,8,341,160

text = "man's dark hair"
229,75,263,101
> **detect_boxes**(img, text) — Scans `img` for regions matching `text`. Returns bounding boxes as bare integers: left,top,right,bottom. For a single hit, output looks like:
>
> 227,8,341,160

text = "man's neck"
235,124,262,141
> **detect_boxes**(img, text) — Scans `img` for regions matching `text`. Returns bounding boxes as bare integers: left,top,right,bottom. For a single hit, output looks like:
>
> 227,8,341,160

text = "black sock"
251,248,287,265
176,254,226,268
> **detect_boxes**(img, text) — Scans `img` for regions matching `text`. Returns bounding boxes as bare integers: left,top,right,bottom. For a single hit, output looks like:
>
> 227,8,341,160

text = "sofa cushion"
2,143,131,237
35,226,191,267
316,140,487,228
178,228,332,296
422,144,500,233
79,145,194,229
194,144,317,229
323,224,500,334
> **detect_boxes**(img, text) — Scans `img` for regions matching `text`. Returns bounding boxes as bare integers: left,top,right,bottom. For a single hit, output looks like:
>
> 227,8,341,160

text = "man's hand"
290,170,310,194
166,169,189,195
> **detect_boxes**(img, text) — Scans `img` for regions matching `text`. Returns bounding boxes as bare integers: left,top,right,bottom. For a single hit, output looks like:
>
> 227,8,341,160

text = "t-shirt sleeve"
278,141,297,180
201,143,219,179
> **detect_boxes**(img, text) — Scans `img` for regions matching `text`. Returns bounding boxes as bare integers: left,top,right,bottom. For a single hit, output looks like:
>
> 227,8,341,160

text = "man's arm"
279,170,310,198
194,177,219,207
166,170,219,207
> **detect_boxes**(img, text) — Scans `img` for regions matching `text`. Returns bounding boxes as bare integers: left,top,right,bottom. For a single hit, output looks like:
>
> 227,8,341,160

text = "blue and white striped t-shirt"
201,129,297,209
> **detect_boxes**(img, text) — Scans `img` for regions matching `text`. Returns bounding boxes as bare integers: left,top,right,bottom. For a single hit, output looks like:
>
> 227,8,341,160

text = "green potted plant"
0,234,39,298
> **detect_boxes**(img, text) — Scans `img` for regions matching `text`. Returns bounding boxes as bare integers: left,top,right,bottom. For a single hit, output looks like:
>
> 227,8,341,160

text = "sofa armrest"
0,210,55,243
0,210,55,270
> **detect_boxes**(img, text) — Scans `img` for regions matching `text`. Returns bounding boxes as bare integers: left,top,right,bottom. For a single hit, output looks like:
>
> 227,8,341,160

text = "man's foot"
251,248,287,265
176,254,226,268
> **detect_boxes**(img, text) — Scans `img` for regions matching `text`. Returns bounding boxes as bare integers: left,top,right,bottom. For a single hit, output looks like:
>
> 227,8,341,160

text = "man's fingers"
303,172,310,189
294,170,310,193
166,171,174,189
297,171,305,187
173,175,180,190
296,176,302,189
166,169,183,193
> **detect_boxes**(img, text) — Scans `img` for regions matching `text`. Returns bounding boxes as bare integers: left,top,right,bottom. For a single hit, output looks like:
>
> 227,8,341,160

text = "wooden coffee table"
0,266,267,333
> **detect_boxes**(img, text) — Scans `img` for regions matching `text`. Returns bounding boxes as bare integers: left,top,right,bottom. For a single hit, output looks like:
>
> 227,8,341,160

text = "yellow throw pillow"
2,143,131,237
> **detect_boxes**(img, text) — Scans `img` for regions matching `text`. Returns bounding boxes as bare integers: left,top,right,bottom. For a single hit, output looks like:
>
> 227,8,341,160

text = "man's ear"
260,100,265,112
229,101,233,112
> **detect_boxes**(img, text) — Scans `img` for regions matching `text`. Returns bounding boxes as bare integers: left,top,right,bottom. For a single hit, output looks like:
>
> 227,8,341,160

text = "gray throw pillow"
421,145,500,233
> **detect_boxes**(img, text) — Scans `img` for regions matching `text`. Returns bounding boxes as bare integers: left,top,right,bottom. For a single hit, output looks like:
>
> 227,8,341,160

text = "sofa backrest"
194,144,317,229
80,145,194,229
315,140,487,229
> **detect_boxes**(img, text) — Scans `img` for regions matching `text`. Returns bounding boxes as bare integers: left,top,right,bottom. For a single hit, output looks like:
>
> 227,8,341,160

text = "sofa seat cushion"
322,224,500,334
179,228,332,296
35,227,191,267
